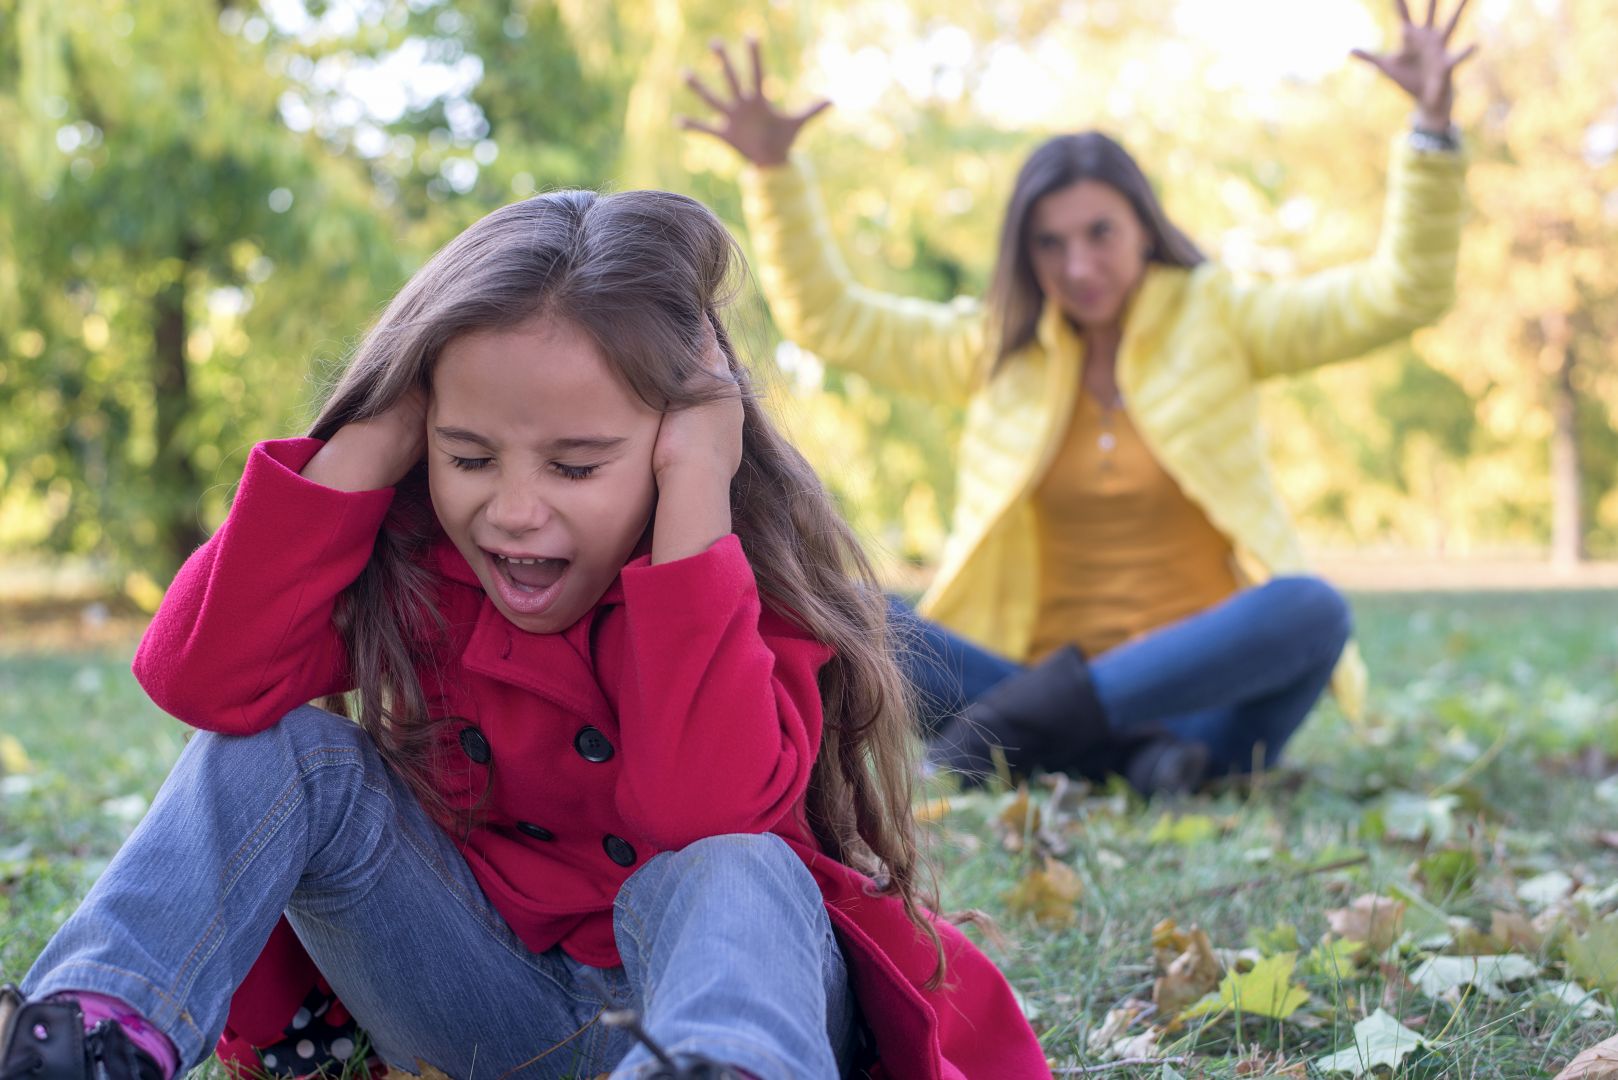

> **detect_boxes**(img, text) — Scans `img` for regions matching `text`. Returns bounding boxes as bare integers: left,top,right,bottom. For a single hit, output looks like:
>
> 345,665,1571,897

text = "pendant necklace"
1096,392,1122,471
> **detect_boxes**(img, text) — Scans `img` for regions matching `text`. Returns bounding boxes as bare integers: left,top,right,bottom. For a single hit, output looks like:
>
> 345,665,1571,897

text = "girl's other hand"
677,37,830,168
303,388,428,492
649,324,743,564
1351,0,1477,131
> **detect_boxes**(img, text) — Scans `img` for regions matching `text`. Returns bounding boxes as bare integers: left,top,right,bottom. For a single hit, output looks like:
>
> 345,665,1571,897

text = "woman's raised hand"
1351,0,1477,131
679,38,830,168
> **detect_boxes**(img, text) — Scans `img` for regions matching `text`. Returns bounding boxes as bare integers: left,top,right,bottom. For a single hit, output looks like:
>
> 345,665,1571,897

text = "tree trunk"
153,237,204,572
1549,342,1585,568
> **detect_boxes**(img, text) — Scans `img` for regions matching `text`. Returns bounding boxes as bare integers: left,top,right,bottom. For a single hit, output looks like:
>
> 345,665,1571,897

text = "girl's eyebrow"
433,426,626,454
434,426,496,450
546,436,627,454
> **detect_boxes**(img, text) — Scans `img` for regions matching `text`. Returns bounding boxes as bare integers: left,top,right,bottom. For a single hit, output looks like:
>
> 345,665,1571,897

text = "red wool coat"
132,439,1049,1080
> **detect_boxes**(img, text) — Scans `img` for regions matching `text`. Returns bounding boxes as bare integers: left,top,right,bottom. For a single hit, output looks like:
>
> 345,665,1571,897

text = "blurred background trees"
2,0,1615,601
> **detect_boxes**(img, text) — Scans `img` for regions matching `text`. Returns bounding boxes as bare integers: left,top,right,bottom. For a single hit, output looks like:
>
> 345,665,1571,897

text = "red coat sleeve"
611,534,831,850
132,438,395,734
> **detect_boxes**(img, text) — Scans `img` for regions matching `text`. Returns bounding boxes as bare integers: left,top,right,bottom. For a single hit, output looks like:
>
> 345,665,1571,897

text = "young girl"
1,190,1047,1078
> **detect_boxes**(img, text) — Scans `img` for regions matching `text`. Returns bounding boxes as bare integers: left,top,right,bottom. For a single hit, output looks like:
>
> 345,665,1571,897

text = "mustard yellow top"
737,138,1469,720
1030,391,1240,661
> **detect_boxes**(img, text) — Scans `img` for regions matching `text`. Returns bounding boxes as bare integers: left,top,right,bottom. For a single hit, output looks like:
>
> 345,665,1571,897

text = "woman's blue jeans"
892,576,1352,774
22,707,854,1079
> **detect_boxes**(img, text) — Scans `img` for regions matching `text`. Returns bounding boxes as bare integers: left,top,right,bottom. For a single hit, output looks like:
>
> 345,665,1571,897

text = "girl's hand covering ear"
1351,0,1477,132
677,36,831,168
303,388,428,492
648,322,744,565
652,322,744,489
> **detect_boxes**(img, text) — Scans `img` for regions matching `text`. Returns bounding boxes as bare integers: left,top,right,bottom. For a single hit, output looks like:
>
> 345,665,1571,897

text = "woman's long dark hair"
306,188,946,982
987,131,1206,365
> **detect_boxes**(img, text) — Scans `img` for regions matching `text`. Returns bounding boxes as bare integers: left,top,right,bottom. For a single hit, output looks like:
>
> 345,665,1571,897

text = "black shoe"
0,987,163,1080
1122,737,1210,796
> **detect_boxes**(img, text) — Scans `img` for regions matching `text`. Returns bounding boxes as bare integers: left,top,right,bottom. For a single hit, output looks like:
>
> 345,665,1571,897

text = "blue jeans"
24,707,855,1079
892,576,1351,774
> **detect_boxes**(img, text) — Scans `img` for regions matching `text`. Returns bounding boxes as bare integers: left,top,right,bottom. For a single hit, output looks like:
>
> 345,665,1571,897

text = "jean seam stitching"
171,747,363,1004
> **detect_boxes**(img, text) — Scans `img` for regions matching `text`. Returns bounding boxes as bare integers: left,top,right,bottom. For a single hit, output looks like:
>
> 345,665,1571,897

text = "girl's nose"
485,479,551,536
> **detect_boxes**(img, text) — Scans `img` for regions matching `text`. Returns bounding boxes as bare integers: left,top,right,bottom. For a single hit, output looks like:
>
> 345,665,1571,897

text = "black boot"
926,645,1209,795
1120,737,1210,797
927,645,1112,784
0,987,164,1080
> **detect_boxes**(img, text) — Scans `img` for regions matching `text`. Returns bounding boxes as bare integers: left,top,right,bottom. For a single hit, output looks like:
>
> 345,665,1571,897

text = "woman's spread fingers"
677,116,723,138
1443,0,1471,40
748,37,766,97
793,99,833,126
685,72,730,115
714,41,745,99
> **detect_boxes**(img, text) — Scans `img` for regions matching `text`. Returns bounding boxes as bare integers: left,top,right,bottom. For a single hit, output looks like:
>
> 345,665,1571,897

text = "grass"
2,590,1617,1077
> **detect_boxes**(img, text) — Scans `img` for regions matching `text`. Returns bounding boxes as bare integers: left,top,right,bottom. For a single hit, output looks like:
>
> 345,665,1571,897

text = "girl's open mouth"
485,551,571,616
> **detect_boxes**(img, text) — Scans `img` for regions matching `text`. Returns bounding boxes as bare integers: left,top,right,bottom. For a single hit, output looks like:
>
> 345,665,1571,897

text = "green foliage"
1,0,406,578
5,0,1618,586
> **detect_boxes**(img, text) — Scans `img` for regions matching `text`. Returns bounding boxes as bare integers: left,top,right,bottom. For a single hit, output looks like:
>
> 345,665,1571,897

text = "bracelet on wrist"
1408,123,1461,154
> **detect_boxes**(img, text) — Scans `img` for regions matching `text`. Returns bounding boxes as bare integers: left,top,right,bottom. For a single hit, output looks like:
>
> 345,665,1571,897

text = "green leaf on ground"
1519,869,1577,911
1315,1009,1428,1075
1418,847,1480,899
1148,813,1219,846
0,734,34,774
1537,981,1614,1019
1181,951,1309,1020
1410,954,1540,999
1380,791,1461,844
1568,921,1618,995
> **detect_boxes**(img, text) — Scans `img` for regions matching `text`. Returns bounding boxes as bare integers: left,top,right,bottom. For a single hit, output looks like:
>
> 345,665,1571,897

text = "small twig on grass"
1189,853,1370,901
1053,1055,1189,1075
1429,725,1510,797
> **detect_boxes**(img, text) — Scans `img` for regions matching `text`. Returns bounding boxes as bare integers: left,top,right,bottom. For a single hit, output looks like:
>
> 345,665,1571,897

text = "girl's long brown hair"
308,189,943,980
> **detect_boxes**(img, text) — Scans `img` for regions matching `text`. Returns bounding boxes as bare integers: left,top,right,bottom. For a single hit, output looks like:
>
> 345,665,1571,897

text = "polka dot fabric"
254,982,376,1079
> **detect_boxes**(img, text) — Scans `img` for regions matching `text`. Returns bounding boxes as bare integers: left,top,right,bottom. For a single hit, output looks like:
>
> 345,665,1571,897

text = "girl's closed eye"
448,454,493,472
551,461,601,481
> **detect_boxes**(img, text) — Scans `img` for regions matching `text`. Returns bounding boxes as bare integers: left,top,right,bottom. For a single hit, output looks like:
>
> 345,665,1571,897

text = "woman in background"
683,0,1473,793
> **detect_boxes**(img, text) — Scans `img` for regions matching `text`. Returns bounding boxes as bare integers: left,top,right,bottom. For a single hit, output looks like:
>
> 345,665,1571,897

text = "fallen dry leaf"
1234,1052,1309,1077
1086,1000,1149,1055
1325,894,1405,954
1555,1033,1618,1079
1002,855,1083,927
382,1063,455,1080
996,785,1041,853
1491,910,1545,954
1108,1030,1160,1061
1152,917,1193,970
1153,924,1222,1019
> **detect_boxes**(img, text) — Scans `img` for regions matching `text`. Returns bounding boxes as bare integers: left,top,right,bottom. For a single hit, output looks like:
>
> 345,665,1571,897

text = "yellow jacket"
738,139,1468,719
